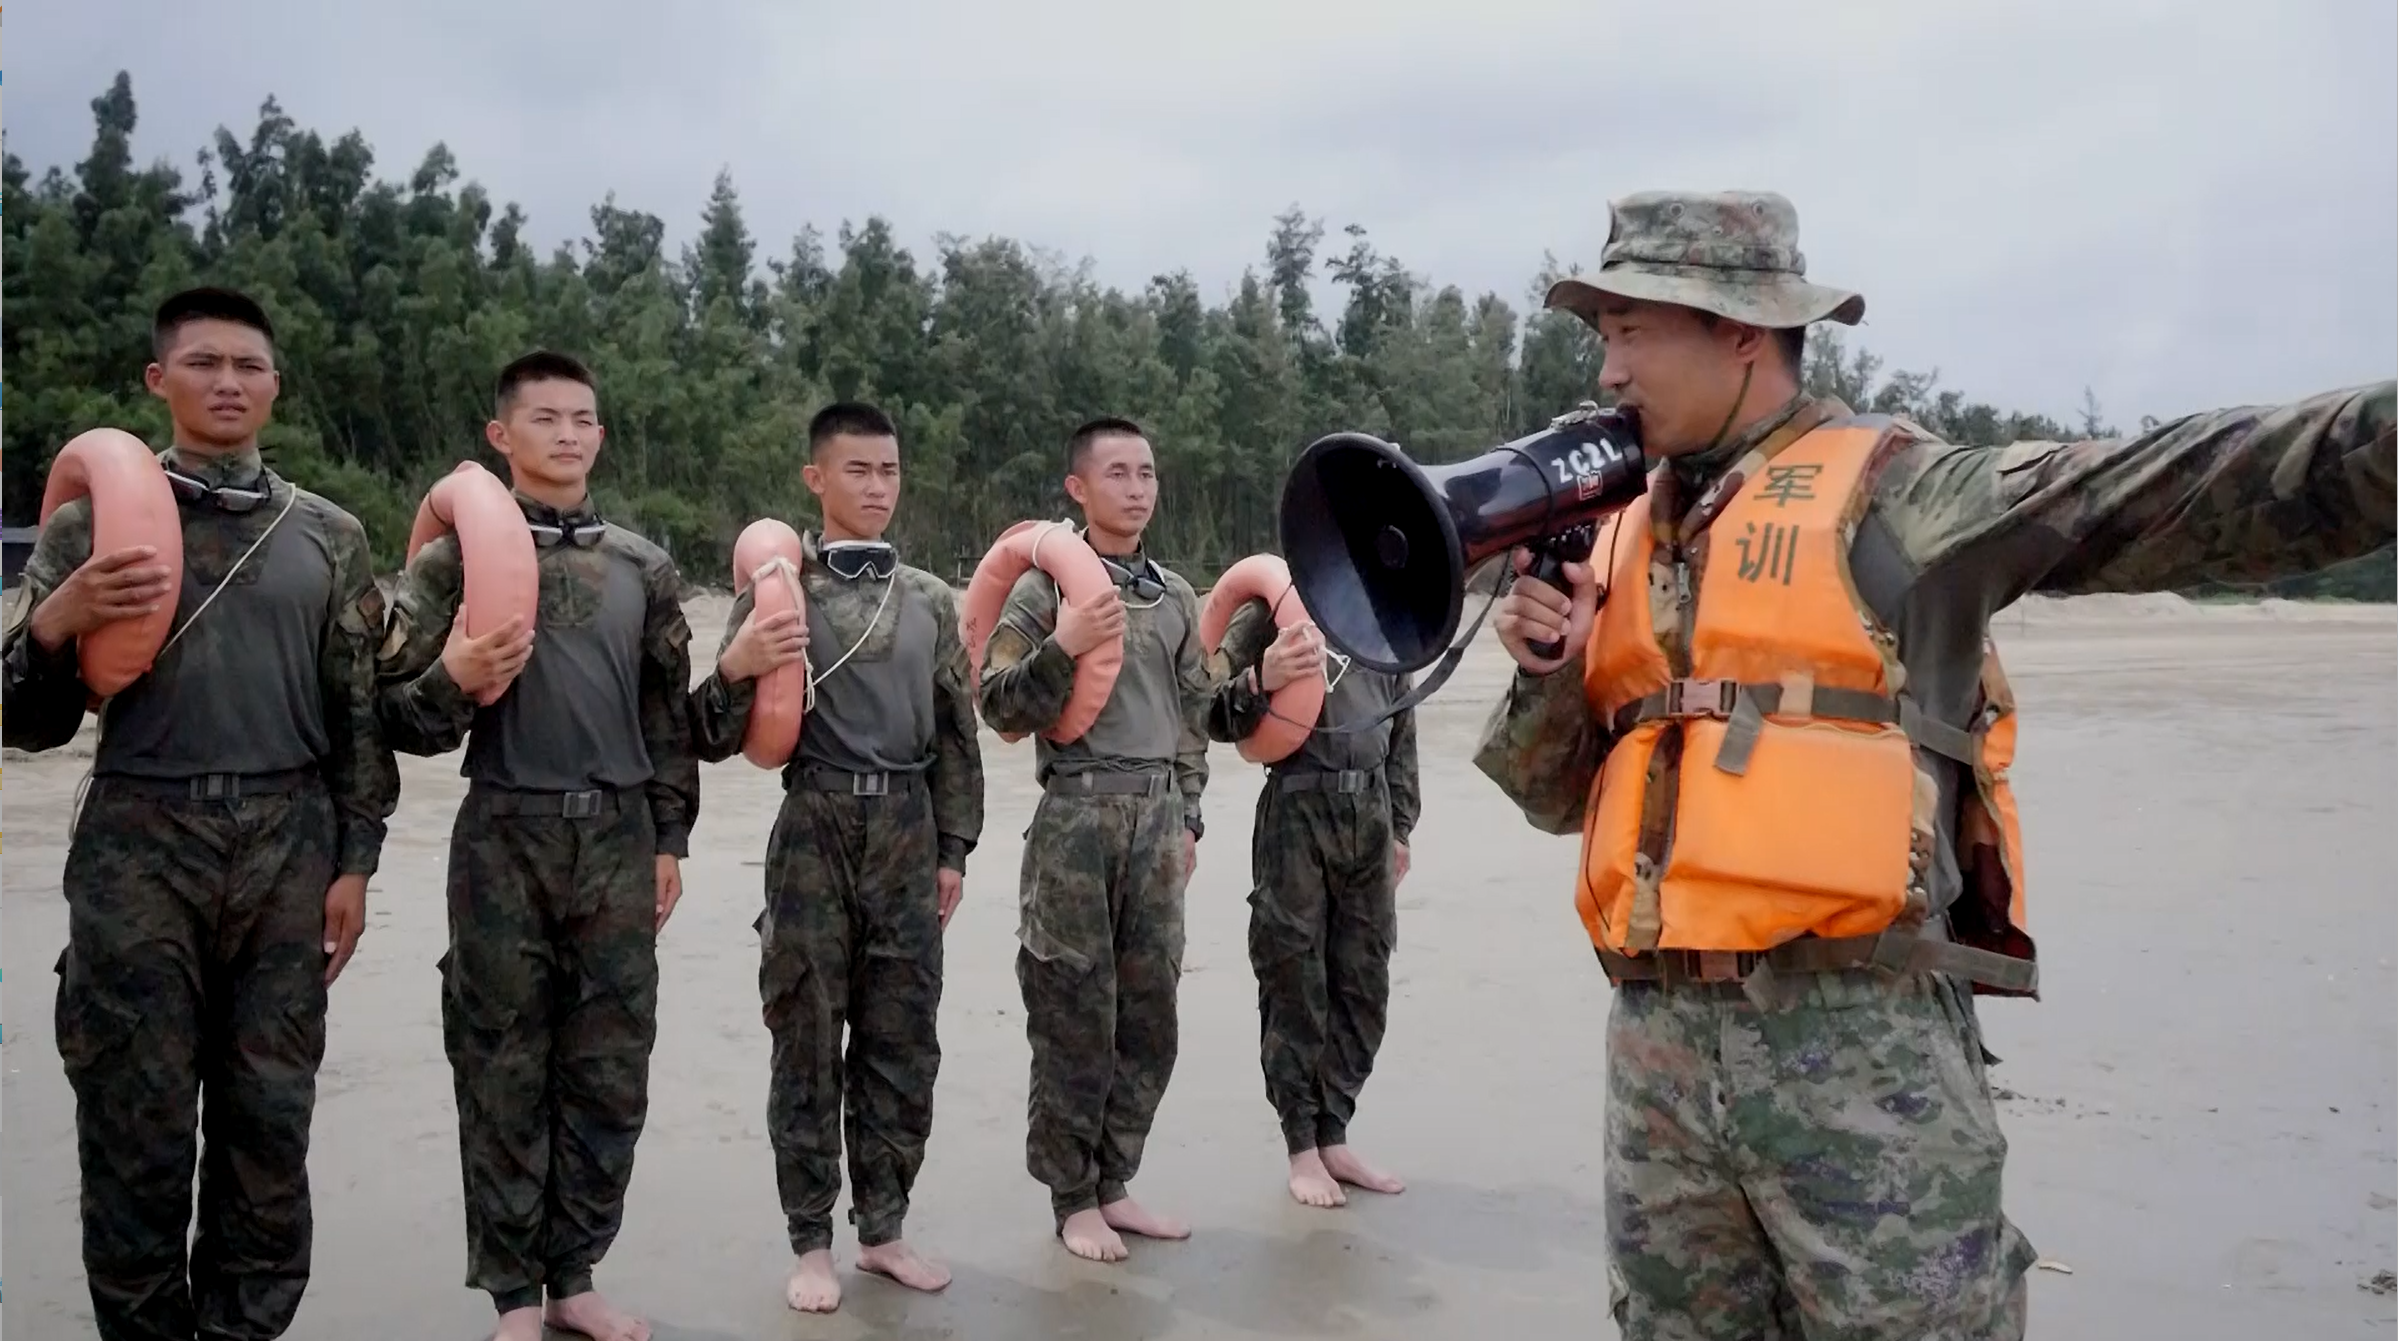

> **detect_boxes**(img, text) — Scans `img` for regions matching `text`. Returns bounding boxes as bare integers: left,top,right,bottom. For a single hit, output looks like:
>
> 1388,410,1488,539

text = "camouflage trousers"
1247,773,1397,1155
1014,775,1187,1222
1605,967,2038,1340
757,767,945,1255
52,771,337,1341
439,784,660,1314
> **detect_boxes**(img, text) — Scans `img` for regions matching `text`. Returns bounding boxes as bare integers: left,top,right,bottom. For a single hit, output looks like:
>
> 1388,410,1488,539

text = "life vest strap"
1598,926,2038,995
1609,678,1979,772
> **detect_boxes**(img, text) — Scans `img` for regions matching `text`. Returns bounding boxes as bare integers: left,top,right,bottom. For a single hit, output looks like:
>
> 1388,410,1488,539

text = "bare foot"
1059,1208,1128,1263
858,1239,951,1293
492,1306,545,1341
785,1249,841,1313
545,1288,653,1341
1287,1148,1348,1208
1321,1143,1406,1195
1100,1195,1191,1240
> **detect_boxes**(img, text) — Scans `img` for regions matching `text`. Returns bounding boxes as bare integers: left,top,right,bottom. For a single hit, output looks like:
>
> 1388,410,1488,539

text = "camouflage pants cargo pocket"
53,945,144,1075
1605,970,2035,1341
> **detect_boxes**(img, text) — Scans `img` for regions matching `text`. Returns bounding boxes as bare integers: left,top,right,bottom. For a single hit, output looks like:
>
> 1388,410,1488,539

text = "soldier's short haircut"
808,401,899,456
1066,416,1148,475
153,286,275,361
495,349,596,416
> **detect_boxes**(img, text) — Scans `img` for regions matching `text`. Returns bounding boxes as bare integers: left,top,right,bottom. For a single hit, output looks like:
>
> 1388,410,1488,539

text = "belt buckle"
1146,773,1167,796
1669,679,1737,719
1338,769,1365,794
190,774,238,801
851,771,889,797
562,789,604,819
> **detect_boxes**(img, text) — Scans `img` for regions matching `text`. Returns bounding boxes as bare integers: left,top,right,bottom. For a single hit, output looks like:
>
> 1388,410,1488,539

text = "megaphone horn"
1277,405,1649,675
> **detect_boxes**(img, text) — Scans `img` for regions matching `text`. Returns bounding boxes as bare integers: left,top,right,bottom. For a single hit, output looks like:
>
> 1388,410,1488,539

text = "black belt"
1275,767,1379,795
792,766,923,797
1046,770,1170,797
473,784,628,819
99,767,320,801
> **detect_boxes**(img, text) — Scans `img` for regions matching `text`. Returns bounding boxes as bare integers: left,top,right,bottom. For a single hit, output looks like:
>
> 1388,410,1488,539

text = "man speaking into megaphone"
1450,190,2392,1340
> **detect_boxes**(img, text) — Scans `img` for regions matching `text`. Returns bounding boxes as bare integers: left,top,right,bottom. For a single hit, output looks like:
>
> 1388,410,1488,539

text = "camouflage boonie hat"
1545,190,1864,331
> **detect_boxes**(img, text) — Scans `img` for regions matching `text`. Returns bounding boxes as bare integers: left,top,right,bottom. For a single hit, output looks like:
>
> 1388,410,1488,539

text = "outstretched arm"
1886,381,2394,604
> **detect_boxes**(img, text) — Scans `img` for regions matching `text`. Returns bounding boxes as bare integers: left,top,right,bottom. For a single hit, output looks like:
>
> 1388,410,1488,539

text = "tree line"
6,73,2387,600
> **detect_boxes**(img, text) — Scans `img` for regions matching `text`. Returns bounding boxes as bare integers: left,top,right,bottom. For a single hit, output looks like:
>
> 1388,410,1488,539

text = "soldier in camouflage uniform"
1473,190,2396,1340
375,350,697,1341
1205,601,1421,1207
977,416,1214,1264
3,287,397,1341
688,402,985,1314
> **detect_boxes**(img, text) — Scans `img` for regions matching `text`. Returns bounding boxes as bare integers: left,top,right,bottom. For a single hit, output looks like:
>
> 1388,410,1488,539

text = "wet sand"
5,593,2393,1340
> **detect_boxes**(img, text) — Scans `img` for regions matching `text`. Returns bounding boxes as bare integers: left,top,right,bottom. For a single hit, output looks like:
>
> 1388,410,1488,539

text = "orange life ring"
1199,553,1325,764
962,520,1122,745
406,461,539,706
39,428,183,698
731,518,809,769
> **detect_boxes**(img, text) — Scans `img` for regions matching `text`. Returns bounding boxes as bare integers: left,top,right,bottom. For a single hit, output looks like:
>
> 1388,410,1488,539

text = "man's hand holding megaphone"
1493,548,1601,675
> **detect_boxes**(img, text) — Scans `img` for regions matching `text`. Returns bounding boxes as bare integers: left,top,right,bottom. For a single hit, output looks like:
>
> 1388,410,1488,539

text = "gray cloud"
7,0,2392,425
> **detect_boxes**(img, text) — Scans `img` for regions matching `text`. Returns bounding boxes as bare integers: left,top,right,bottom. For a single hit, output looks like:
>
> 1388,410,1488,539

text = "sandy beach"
5,592,2393,1340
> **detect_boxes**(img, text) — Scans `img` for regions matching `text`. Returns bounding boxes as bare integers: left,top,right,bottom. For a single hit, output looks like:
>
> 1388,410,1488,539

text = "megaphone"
1278,405,1649,675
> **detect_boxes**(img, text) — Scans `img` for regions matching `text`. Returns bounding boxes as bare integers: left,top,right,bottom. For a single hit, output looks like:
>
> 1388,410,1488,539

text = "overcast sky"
7,0,2393,427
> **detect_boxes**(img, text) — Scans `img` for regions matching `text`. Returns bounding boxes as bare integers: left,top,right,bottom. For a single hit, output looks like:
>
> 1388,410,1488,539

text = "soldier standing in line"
977,417,1214,1264
1474,189,2396,1340
3,286,398,1341
1205,604,1421,1207
375,350,698,1341
688,401,986,1315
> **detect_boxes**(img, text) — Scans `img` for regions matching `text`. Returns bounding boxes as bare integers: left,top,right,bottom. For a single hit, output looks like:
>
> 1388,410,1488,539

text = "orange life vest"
1573,415,2037,996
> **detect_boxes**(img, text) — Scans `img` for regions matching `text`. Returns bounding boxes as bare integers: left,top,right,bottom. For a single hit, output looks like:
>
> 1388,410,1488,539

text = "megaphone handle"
1522,547,1574,662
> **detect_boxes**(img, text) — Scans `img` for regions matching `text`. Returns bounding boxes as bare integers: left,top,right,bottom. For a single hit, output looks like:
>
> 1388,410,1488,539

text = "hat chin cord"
1699,363,1756,456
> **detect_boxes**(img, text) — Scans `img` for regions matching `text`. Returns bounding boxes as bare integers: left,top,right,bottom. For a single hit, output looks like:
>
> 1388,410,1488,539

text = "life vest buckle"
1666,677,1738,720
